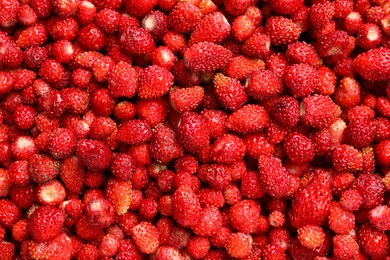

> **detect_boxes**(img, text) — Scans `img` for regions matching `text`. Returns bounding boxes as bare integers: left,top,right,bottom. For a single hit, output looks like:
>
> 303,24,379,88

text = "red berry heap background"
0,0,390,259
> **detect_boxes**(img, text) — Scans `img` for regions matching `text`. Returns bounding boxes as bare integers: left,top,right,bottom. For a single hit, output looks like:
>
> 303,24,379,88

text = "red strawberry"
77,23,105,51
332,235,359,260
184,42,233,72
270,0,304,15
0,0,19,28
225,233,252,259
16,24,47,49
192,207,222,236
169,86,204,113
105,177,132,215
0,199,21,228
120,26,155,55
242,133,274,159
154,246,184,260
284,132,315,164
28,205,65,242
352,173,385,209
270,96,300,128
315,30,350,63
213,73,248,111
28,154,59,184
284,63,318,98
328,202,355,234
232,15,256,42
245,69,284,101
52,0,78,17
286,41,322,68
258,154,293,198
225,55,265,80
332,144,363,173
343,119,376,149
210,134,246,165
186,236,210,259
141,10,168,40
27,232,72,260
297,225,325,250
356,23,382,50
300,94,341,129
357,224,389,259
230,199,260,233
136,98,167,127
226,104,269,134
369,205,390,231
375,139,390,167
189,12,231,46
308,1,335,29
117,120,152,146
265,16,301,46
76,139,112,171
340,189,362,212
138,65,174,99
288,169,331,228
168,2,202,34
176,112,210,153
172,185,201,227
36,180,66,206
197,187,225,208
149,123,184,164
242,31,271,59
47,128,76,159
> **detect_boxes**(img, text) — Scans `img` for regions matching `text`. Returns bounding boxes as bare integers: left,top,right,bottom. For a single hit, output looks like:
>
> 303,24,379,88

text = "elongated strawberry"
105,177,132,215
184,42,233,72
130,221,160,254
225,56,265,80
138,65,174,99
177,112,210,153
169,86,204,113
354,47,390,81
150,123,184,164
288,169,331,228
258,154,293,198
189,12,231,46
172,185,201,227
226,104,269,134
213,73,248,111
27,233,72,260
168,2,202,34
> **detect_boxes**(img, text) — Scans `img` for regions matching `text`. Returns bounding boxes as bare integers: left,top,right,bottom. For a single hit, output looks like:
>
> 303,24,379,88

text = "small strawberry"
300,94,341,129
28,205,65,242
169,86,204,113
176,112,210,153
16,24,47,49
154,246,184,260
137,65,174,99
328,202,355,234
0,0,19,28
331,144,363,173
168,2,202,34
286,41,322,68
151,46,176,70
231,15,256,42
27,233,72,260
356,23,382,50
226,104,269,134
38,59,64,84
284,63,318,98
288,169,331,228
230,200,260,233
105,178,132,216
192,207,222,236
210,134,246,165
368,205,390,231
315,30,350,64
343,119,376,149
149,123,184,164
270,0,304,15
241,31,271,59
76,139,112,171
142,10,168,40
184,42,233,72
340,189,362,212
213,73,248,111
352,173,385,209
258,154,293,198
265,16,301,46
108,61,138,99
172,185,201,227
297,225,325,250
284,132,315,164
189,12,231,46
120,26,155,55
187,236,210,259
225,233,252,259
28,154,59,184
332,235,359,260
117,119,152,146
0,199,21,228
375,139,390,167
245,69,284,101
36,180,66,206
357,224,389,259
242,133,274,159
308,1,335,29
225,55,265,80
77,23,105,51
270,96,300,128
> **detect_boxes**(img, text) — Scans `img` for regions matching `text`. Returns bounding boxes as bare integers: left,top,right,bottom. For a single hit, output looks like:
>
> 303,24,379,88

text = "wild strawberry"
110,153,135,181
268,227,291,251
356,23,382,50
270,96,300,128
76,1,96,26
52,0,78,17
265,16,301,46
0,72,14,95
352,173,385,209
141,10,168,40
284,132,315,164
59,199,83,227
17,4,37,27
342,11,363,34
328,202,355,234
169,86,204,113
333,77,361,109
138,65,174,99
38,59,64,84
332,235,359,260
107,61,138,99
315,30,350,63
225,56,265,80
105,178,132,215
289,169,331,228
231,15,256,42
120,26,155,55
162,31,186,53
117,120,152,146
369,205,390,231
286,41,322,68
332,145,362,173
189,12,231,46
308,1,335,29
297,225,325,250
47,17,79,41
375,140,390,167
268,210,285,227
225,233,252,258
28,205,65,242
357,224,389,259
27,232,72,260
168,2,202,34
210,134,245,165
28,154,59,183
226,104,269,134
47,128,76,159
172,185,201,227
186,236,211,259
343,119,376,149
12,105,36,130
151,46,176,70
258,154,293,198
77,23,105,51
149,123,184,164
36,179,66,206
340,189,362,212
16,24,47,49
241,31,271,60
213,73,248,111
270,0,304,15
176,112,210,153
84,198,115,228
283,63,318,98
0,199,21,228
76,139,112,171
300,94,341,129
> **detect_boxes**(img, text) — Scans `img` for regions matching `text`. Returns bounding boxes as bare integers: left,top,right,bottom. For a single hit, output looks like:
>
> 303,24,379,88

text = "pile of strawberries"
0,0,390,259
